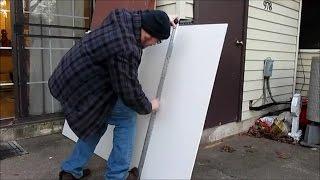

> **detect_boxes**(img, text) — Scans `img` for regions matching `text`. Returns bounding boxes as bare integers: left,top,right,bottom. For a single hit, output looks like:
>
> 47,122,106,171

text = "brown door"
91,0,155,29
194,0,248,128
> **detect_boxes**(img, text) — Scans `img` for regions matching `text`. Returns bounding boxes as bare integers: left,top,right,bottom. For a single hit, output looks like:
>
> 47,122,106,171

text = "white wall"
242,0,302,120
295,49,320,97
156,0,193,19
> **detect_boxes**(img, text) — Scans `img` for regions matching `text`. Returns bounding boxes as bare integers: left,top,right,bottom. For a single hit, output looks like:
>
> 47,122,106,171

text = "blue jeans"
61,99,137,180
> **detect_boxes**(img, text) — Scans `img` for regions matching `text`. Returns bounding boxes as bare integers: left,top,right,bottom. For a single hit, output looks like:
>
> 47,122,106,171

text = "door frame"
238,0,249,122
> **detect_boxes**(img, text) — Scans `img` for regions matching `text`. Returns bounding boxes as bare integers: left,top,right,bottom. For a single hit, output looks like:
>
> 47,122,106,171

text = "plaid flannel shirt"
48,9,152,139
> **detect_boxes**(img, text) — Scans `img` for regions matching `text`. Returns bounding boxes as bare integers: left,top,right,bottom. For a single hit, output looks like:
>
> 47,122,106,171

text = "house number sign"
263,0,272,11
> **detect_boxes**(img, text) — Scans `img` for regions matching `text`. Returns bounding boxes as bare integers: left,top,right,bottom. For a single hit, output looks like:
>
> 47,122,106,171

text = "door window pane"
27,83,61,115
0,89,15,119
27,49,50,82
20,0,90,117
0,0,15,120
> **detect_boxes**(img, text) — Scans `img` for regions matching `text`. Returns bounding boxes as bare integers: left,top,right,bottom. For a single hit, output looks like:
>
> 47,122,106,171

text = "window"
10,0,91,120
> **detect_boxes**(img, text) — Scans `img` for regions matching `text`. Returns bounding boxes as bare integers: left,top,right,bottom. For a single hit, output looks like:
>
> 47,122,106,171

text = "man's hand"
168,15,179,28
151,98,160,111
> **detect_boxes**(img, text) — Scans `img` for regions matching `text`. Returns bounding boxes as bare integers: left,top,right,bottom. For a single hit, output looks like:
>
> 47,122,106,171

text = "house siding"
242,0,302,121
156,0,193,19
295,49,320,97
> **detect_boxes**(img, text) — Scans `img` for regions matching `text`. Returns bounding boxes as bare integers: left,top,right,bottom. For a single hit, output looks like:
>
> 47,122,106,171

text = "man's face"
140,28,160,48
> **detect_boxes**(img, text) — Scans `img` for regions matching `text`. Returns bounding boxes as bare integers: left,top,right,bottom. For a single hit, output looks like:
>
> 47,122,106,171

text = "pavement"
0,133,319,180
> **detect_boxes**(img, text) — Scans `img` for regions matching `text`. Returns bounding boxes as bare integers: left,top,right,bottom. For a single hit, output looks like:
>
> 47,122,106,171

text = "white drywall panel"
140,24,227,179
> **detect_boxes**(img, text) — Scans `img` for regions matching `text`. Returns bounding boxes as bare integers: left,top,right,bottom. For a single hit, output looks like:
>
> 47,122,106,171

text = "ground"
0,133,319,180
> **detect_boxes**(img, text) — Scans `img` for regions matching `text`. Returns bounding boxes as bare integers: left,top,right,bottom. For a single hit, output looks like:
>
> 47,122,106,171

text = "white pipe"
289,93,302,141
292,0,303,95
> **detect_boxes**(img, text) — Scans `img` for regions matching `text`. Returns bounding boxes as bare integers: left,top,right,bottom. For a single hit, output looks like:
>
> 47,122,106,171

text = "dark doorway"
194,0,248,128
299,0,320,49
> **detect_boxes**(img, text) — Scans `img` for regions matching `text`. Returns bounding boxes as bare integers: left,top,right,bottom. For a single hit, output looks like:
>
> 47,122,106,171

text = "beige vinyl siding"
242,0,302,121
156,0,193,19
295,49,320,97
273,0,300,11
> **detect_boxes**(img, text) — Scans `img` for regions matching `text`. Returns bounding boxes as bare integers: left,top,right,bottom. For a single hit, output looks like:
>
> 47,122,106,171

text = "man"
48,9,174,180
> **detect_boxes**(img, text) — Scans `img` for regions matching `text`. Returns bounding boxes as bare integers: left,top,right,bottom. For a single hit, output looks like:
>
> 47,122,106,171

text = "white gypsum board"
62,38,170,167
140,24,228,179
138,27,178,173
132,39,171,166
62,121,78,142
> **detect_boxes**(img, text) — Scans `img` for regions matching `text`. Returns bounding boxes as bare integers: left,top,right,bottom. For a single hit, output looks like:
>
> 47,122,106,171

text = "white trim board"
62,24,227,179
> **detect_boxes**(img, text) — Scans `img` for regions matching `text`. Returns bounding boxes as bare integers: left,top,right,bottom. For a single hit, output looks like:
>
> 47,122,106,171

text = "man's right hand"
151,98,160,111
168,15,179,28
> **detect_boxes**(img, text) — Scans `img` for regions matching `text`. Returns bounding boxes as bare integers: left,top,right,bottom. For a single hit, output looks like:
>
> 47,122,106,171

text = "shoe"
126,167,139,180
59,169,91,180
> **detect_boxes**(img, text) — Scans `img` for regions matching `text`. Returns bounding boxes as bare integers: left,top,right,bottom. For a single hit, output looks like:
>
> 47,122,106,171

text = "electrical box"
263,57,274,77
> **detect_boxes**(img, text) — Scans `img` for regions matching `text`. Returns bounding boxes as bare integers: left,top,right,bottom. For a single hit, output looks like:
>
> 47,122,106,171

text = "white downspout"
292,0,303,95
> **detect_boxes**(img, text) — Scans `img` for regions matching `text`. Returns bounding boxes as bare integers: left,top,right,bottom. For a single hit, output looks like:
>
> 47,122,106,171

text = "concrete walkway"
0,133,319,180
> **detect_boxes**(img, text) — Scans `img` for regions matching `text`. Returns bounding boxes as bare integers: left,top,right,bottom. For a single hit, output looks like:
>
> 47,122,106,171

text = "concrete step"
0,119,64,142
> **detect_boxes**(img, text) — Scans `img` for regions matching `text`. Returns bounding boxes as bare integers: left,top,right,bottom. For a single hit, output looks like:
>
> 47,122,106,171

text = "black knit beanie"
141,10,171,40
